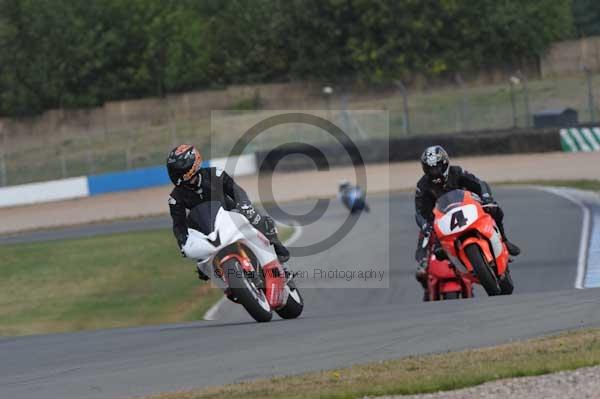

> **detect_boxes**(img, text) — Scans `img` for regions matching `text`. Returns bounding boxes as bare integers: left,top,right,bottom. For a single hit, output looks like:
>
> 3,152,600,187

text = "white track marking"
536,187,590,289
586,213,600,288
203,295,226,321
203,221,303,320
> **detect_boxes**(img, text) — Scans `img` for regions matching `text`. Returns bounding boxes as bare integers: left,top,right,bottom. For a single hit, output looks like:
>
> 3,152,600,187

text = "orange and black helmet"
166,144,202,188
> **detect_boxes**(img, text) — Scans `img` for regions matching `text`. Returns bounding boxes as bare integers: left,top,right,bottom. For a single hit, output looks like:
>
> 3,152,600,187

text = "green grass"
0,224,294,336
0,229,220,336
144,328,600,399
498,179,600,191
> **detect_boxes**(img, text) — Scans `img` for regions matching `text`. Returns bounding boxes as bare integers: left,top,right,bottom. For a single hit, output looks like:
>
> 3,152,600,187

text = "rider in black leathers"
414,145,520,299
166,144,290,280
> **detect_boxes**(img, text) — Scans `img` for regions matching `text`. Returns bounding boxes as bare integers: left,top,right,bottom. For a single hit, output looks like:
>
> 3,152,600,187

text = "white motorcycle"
182,201,303,322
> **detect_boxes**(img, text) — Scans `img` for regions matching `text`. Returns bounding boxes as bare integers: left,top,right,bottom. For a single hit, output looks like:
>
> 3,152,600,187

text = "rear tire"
499,267,514,295
464,244,501,296
442,291,460,300
222,258,272,322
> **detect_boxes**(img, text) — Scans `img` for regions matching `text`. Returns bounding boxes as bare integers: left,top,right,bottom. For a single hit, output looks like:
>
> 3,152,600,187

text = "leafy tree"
0,0,575,116
573,0,600,37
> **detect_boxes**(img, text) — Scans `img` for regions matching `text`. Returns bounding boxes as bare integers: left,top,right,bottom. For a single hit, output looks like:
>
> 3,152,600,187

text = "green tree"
573,0,600,37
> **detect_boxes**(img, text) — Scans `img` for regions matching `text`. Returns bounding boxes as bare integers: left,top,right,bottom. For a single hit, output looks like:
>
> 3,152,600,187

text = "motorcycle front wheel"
276,278,304,319
464,244,501,296
222,258,272,322
499,266,514,295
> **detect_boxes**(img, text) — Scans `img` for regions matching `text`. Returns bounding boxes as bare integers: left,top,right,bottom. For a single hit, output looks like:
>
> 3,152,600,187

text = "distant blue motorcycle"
338,180,370,214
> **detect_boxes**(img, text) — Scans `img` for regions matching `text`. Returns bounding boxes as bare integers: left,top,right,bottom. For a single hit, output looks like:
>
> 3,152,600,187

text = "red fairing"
427,252,473,300
428,255,457,280
262,260,286,309
433,190,510,283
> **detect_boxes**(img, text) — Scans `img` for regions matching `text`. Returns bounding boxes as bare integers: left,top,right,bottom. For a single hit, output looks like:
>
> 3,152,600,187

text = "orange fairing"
262,260,286,309
433,190,509,277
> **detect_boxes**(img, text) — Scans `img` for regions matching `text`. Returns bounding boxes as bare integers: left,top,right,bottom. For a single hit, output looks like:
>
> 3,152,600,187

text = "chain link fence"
1,70,599,187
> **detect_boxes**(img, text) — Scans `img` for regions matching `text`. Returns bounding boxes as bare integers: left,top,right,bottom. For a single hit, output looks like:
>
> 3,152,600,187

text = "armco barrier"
209,154,258,177
0,155,255,208
0,177,89,208
0,128,566,208
256,127,562,172
87,165,173,196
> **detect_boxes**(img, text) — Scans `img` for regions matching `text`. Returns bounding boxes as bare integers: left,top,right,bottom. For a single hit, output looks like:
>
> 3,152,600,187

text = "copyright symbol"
223,112,367,258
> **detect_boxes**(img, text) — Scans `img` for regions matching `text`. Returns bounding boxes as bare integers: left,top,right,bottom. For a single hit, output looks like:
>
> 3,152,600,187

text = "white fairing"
436,204,479,236
490,226,504,257
181,207,278,287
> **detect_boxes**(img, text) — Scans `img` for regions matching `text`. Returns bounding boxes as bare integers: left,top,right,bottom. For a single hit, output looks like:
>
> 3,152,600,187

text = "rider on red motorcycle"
414,145,520,299
166,144,290,280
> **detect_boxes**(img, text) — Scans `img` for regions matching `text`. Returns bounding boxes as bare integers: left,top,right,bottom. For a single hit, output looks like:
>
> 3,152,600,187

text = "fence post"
455,74,469,132
169,100,178,148
517,71,531,127
584,66,596,123
0,124,7,187
60,153,68,178
126,134,132,170
509,77,518,128
395,81,411,135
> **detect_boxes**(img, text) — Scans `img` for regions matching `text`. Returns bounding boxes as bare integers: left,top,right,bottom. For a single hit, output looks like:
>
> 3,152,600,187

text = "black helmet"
421,145,449,184
166,144,202,189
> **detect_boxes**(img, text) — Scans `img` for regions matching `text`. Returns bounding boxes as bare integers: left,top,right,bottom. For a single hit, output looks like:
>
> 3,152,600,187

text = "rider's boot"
422,289,430,302
196,263,209,281
273,240,290,263
496,221,520,256
505,240,521,257
259,215,291,263
415,257,430,302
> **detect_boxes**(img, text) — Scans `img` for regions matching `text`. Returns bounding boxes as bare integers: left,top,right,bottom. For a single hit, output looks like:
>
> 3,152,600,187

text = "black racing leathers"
414,166,505,262
169,167,273,248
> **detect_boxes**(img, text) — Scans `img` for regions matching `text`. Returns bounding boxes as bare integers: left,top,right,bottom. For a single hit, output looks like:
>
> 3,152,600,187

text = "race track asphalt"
1,188,599,399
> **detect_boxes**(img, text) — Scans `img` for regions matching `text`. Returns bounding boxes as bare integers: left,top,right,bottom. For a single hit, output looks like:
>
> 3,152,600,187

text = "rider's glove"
481,193,496,205
237,201,262,226
422,222,433,236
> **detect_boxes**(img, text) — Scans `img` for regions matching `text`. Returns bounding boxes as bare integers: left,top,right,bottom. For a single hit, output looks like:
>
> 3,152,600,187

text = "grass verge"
143,328,600,399
497,179,600,191
0,225,293,336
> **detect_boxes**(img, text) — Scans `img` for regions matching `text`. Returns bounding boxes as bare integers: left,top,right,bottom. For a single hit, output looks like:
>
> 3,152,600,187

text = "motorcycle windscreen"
187,201,223,234
435,190,466,213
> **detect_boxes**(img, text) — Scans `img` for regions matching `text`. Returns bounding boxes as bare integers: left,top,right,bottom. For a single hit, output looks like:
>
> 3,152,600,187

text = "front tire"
222,258,272,322
499,267,514,295
275,279,304,319
464,244,501,296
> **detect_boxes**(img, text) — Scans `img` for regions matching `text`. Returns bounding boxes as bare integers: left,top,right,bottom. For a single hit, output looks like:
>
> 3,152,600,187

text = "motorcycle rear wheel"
464,244,501,296
222,258,272,322
442,291,460,300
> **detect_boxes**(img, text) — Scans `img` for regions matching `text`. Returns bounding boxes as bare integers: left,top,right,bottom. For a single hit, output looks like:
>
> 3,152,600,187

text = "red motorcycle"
432,189,514,296
422,233,474,300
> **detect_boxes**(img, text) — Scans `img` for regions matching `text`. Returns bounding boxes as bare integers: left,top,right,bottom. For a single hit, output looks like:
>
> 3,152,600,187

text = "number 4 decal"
450,210,468,230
